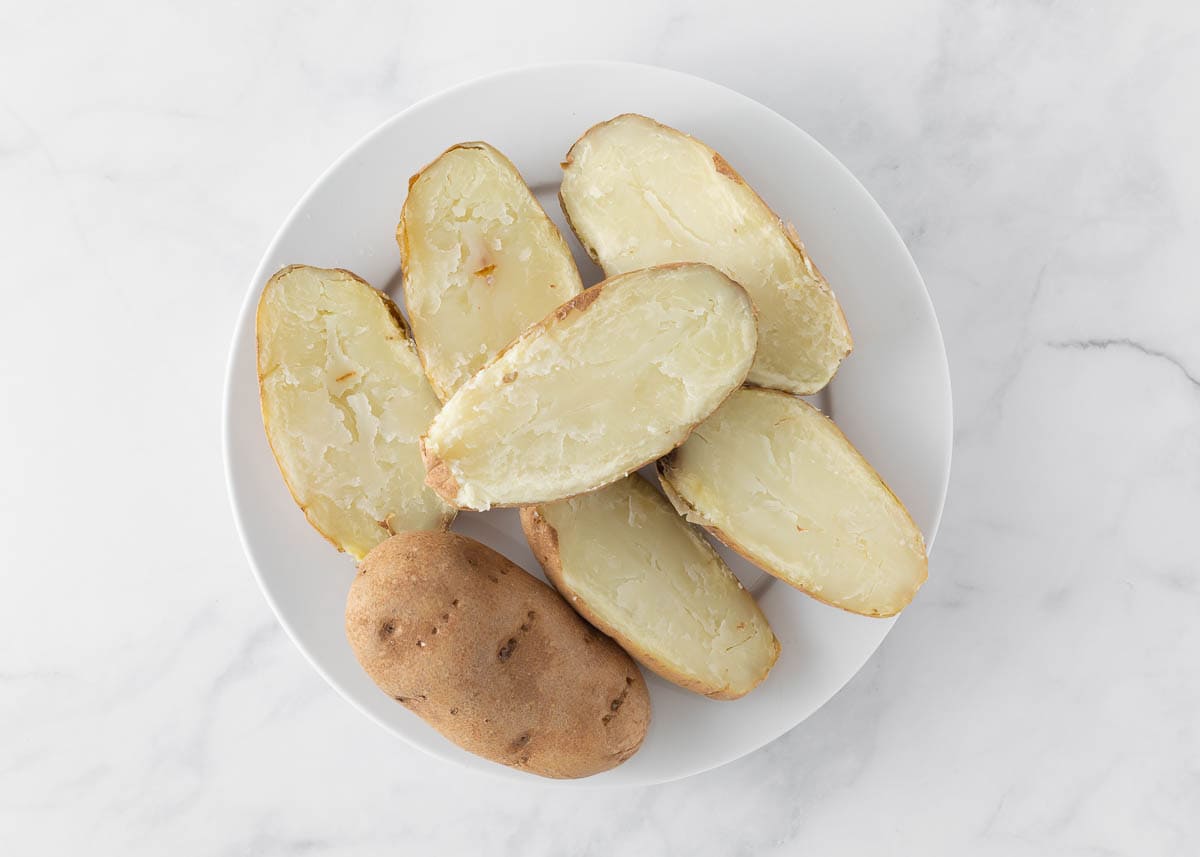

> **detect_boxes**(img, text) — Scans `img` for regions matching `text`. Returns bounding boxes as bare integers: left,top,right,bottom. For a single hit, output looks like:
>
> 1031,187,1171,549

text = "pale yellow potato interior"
659,388,927,617
424,264,757,510
401,143,583,399
561,114,852,395
536,475,777,697
257,266,454,559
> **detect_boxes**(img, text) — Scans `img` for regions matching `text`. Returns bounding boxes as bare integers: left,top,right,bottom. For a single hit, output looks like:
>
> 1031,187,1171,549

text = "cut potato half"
522,475,779,699
658,388,927,617
421,263,757,511
399,142,583,400
560,113,852,395
257,265,455,559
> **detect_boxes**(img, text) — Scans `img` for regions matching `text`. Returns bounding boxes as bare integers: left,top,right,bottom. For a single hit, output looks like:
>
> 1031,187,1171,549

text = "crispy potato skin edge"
520,501,779,700
559,113,853,395
256,265,455,559
656,389,927,619
421,263,757,511
419,437,460,505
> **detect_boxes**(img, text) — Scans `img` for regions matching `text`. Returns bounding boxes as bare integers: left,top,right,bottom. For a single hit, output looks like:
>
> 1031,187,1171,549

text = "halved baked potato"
398,142,583,400
522,474,779,699
560,113,852,395
256,265,455,559
421,263,758,511
658,388,927,617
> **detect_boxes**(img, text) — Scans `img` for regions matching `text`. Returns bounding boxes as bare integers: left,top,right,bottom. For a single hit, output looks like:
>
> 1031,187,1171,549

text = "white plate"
223,62,952,786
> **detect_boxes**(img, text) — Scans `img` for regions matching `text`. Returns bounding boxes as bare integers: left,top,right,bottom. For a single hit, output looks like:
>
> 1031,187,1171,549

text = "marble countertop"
2,1,1196,854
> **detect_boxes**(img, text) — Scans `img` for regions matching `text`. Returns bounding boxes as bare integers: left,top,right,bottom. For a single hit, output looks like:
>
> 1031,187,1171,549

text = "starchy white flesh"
422,263,757,511
560,113,852,395
658,388,927,617
257,266,455,559
399,143,584,400
522,475,779,699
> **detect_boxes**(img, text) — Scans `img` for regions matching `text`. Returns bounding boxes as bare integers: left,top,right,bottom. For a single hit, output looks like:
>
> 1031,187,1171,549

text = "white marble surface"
1,1,1197,853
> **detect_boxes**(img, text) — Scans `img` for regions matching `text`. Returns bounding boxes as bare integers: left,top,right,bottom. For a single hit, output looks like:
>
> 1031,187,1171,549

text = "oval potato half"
658,388,927,617
346,532,650,779
421,263,758,511
522,474,780,699
560,113,852,396
398,142,583,400
256,265,455,559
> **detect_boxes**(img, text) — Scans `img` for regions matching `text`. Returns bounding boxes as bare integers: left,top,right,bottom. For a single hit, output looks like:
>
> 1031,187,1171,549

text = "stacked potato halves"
558,114,927,618
397,143,782,706
560,114,853,396
257,118,929,780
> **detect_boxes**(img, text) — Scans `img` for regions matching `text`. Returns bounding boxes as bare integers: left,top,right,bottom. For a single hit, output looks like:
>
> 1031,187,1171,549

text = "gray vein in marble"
1048,338,1200,390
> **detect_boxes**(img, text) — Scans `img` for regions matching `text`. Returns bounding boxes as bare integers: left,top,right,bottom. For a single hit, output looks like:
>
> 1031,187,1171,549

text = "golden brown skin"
345,532,650,779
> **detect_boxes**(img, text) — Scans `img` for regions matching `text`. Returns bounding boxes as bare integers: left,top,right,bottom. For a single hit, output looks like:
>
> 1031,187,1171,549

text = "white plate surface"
223,62,952,786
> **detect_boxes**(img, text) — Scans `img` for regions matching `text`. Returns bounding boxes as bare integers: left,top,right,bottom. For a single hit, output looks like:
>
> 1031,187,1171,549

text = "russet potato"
522,474,779,699
398,142,583,400
256,265,454,559
658,388,927,617
560,113,852,395
345,532,650,779
421,262,758,511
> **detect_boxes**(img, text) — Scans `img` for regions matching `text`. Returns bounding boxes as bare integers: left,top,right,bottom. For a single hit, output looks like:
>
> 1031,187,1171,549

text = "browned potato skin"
345,532,650,779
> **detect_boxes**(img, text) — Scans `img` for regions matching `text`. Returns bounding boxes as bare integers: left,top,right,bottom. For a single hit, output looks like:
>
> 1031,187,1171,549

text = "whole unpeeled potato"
345,532,650,779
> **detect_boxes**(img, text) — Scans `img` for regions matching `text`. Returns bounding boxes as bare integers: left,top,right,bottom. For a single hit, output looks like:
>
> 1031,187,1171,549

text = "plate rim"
222,59,953,788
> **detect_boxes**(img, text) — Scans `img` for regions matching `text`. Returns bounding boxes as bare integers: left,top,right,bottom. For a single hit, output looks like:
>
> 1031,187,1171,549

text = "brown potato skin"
345,532,650,779
520,504,779,699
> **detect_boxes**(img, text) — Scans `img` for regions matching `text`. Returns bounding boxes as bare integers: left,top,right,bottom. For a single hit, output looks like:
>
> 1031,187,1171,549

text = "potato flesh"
400,144,583,399
532,475,777,697
561,114,851,395
257,267,453,559
423,264,757,511
659,389,927,617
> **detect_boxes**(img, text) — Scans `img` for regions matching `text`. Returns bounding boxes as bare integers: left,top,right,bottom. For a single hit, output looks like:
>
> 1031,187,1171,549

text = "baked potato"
560,113,852,395
421,263,757,511
398,142,583,400
346,532,650,779
522,474,780,699
658,388,927,617
256,265,455,559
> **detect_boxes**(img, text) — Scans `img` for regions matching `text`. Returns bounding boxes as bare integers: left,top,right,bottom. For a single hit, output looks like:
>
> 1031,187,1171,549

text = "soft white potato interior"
535,475,777,697
423,264,757,510
257,266,453,558
561,114,851,395
659,388,927,617
401,143,583,399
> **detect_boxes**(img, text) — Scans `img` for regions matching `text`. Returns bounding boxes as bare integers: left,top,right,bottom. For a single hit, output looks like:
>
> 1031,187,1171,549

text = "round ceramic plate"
223,62,952,786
